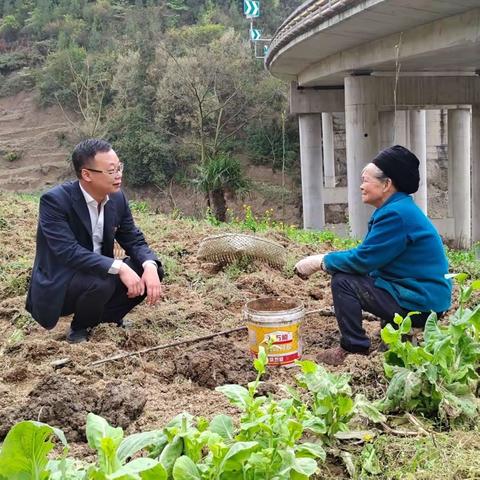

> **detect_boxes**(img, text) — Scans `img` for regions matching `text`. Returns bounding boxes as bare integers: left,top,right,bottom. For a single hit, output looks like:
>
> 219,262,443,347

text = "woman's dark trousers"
331,273,431,353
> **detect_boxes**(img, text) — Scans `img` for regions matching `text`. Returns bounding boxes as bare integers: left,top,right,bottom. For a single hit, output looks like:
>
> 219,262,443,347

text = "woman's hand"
294,254,325,279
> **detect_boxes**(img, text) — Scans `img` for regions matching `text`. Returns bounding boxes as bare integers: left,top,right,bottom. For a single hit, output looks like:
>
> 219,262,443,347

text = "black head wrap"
372,145,420,194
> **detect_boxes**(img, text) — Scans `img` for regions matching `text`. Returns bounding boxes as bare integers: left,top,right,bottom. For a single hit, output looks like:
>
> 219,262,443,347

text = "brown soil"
0,92,460,476
0,191,393,462
0,372,146,441
174,336,258,389
4,187,477,480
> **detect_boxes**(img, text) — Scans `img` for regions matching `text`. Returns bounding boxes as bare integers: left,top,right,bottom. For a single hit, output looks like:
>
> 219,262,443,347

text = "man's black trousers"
61,258,156,331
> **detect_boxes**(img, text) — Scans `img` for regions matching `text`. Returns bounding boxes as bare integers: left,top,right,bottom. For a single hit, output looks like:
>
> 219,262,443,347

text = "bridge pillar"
409,110,428,214
298,113,325,229
394,110,409,147
379,110,395,150
322,113,336,188
448,108,471,248
344,76,378,239
472,105,480,243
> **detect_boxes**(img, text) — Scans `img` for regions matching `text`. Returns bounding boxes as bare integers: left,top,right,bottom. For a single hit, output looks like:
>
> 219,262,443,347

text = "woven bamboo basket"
197,233,286,268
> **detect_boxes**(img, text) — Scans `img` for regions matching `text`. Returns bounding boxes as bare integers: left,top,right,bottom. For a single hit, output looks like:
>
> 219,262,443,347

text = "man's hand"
142,263,163,306
119,263,145,298
294,254,325,279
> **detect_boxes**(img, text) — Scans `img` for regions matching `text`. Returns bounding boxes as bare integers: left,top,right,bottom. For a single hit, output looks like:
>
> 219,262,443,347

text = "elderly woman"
295,145,452,366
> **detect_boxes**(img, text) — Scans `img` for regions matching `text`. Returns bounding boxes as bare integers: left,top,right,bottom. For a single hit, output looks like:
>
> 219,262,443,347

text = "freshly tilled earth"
0,192,394,467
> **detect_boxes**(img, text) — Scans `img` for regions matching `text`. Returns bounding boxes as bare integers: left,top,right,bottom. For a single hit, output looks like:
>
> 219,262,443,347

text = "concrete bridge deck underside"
266,0,480,247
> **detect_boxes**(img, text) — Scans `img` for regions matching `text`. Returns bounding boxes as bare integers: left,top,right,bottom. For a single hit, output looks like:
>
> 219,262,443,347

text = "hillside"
0,89,302,224
0,90,73,191
0,1,304,225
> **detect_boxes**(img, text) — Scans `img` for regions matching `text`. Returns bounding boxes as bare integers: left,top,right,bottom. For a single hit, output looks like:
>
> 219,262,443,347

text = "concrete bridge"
265,0,480,247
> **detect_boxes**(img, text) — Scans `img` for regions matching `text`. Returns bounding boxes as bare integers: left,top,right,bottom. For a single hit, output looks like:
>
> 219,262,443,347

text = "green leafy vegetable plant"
287,361,385,444
0,420,68,480
216,348,325,479
379,276,480,424
0,414,169,479
84,413,167,479
148,347,323,479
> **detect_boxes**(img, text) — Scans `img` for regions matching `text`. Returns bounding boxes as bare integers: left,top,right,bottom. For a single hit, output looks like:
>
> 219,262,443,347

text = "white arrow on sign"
250,28,261,41
244,0,260,18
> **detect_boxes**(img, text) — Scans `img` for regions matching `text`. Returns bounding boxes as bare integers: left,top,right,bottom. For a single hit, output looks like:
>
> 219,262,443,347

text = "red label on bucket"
248,322,301,366
264,330,293,344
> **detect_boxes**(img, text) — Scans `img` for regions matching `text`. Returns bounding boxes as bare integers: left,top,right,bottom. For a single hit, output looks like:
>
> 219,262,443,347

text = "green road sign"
244,0,260,18
250,28,261,41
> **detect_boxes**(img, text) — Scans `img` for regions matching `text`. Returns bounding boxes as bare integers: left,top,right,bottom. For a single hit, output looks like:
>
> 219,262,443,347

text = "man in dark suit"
26,138,163,343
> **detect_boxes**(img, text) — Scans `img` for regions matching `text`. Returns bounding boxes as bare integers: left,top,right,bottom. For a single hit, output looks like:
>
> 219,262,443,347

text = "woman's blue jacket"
324,192,452,312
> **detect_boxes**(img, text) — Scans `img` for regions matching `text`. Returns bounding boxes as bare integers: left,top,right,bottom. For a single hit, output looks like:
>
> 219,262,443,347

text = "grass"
0,260,31,297
217,204,480,279
366,431,480,479
223,205,360,249
223,256,255,281
0,193,37,299
446,244,480,279
159,255,182,284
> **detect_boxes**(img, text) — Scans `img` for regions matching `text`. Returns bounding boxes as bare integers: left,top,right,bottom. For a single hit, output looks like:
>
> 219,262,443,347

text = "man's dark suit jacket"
26,180,163,329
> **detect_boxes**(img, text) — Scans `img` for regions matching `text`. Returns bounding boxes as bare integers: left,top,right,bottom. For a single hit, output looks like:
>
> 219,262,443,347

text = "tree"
156,26,274,162
107,109,175,188
194,153,250,222
38,45,114,137
0,15,21,42
153,24,288,220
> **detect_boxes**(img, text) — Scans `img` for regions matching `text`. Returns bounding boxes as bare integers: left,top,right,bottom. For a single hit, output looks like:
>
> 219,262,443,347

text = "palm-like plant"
194,153,251,222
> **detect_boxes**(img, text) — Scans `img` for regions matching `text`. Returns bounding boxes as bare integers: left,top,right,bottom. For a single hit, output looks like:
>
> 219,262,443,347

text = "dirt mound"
17,339,63,361
0,374,97,440
302,315,342,352
0,373,146,441
119,329,163,350
235,272,279,296
343,354,387,399
98,381,148,430
2,365,29,383
174,337,257,388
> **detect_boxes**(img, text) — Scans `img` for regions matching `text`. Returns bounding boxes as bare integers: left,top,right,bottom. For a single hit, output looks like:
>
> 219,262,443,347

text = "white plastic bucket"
243,297,304,366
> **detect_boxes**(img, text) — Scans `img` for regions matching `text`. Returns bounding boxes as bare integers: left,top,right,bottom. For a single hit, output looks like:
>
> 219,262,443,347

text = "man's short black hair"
72,138,112,178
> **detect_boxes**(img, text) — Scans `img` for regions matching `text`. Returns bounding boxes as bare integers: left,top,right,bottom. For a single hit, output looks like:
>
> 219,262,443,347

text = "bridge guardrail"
265,0,361,70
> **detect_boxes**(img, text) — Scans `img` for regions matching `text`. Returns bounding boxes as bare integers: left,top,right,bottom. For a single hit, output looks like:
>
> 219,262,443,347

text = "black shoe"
66,328,88,344
377,342,388,353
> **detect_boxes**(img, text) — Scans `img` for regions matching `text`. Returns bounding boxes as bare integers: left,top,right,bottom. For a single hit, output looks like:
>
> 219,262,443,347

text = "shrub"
0,15,21,42
108,111,177,188
0,69,36,97
37,44,87,107
0,50,41,74
4,150,21,162
245,118,299,172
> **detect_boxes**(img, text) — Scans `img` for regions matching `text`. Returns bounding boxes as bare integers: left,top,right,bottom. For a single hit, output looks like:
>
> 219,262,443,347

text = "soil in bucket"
244,297,304,366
